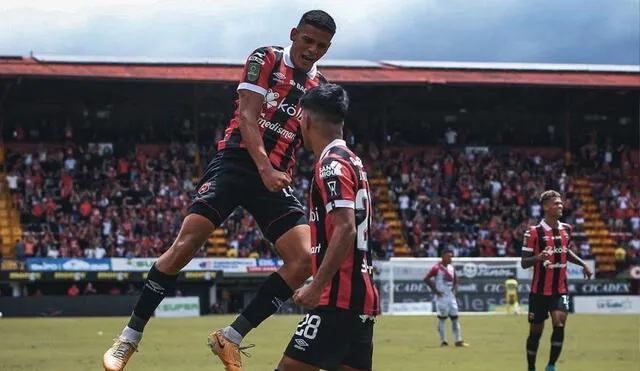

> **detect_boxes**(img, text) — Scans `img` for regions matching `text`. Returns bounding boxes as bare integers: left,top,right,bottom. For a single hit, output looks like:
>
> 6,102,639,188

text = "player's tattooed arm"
567,248,593,279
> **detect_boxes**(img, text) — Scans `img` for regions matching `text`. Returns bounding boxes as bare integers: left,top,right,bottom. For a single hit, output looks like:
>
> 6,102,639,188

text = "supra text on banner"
155,297,201,318
27,258,111,272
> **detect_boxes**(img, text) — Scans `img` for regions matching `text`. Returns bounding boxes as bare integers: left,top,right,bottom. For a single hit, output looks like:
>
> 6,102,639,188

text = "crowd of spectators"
3,136,638,266
5,142,202,260
378,148,583,258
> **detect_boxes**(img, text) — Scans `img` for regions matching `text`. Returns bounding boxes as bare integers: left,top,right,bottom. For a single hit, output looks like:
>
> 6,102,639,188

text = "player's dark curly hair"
299,83,349,124
298,10,336,35
539,190,561,205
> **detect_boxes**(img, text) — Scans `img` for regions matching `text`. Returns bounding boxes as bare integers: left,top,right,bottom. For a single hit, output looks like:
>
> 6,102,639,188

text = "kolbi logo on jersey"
278,101,303,121
544,246,568,254
309,207,319,223
319,160,343,179
263,88,303,121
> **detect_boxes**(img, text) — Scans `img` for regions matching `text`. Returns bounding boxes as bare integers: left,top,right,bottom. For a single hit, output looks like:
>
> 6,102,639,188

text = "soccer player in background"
424,248,469,347
521,190,593,371
276,83,380,371
103,10,336,371
505,275,521,315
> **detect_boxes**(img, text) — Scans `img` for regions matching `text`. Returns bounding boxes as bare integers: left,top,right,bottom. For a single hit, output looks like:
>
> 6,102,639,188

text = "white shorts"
435,296,459,318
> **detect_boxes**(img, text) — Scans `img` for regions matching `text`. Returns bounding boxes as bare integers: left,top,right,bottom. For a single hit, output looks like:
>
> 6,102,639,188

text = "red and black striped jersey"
309,139,380,316
217,45,327,175
522,219,572,295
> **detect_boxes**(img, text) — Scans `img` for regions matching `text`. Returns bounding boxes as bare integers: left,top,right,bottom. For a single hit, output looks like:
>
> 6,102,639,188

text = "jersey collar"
284,45,318,79
319,139,346,160
541,219,562,231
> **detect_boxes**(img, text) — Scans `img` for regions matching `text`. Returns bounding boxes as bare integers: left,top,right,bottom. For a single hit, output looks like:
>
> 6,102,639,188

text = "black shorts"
284,307,375,371
528,293,570,324
187,149,307,242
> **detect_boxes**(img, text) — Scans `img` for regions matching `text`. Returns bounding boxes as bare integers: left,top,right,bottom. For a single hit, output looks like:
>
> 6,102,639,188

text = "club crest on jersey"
327,181,338,196
319,160,343,179
198,182,210,195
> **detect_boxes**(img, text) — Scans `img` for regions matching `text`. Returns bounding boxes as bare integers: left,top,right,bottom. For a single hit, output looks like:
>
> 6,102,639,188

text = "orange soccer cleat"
207,330,255,371
103,338,138,371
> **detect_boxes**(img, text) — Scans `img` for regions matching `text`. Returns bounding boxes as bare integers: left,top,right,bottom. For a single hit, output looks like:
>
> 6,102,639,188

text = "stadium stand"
0,57,637,279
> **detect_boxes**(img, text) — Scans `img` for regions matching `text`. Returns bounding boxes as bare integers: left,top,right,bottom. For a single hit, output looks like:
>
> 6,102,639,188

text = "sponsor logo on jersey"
311,244,322,254
361,257,374,274
350,156,363,167
273,72,286,83
277,101,303,121
257,114,296,140
544,246,568,254
289,79,307,93
198,182,210,195
309,207,319,223
319,160,343,179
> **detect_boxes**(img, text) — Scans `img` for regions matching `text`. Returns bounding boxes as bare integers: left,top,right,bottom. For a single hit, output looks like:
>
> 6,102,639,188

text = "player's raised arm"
237,48,291,192
520,226,549,269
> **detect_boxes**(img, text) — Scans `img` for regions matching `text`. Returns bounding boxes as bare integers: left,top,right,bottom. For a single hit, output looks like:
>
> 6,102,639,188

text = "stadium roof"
0,54,638,87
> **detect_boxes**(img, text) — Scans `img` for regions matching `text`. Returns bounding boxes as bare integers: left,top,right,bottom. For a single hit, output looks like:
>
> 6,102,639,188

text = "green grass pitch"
0,314,637,370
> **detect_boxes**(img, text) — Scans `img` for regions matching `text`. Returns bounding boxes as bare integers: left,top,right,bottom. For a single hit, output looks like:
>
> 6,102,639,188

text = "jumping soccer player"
276,83,380,371
103,10,336,371
505,275,521,315
424,248,469,347
521,190,593,371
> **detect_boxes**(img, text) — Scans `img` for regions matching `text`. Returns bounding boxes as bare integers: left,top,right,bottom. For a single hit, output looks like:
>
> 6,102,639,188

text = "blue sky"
1,0,638,65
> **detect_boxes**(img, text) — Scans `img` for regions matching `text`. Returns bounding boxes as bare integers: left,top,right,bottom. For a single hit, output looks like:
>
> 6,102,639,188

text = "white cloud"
0,0,637,64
